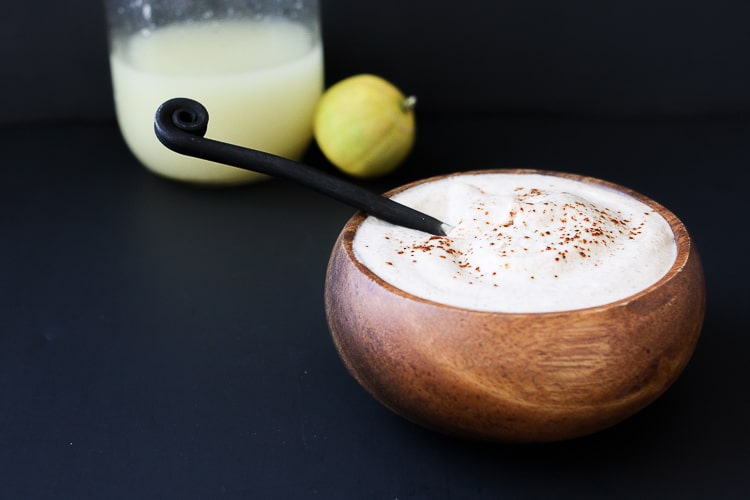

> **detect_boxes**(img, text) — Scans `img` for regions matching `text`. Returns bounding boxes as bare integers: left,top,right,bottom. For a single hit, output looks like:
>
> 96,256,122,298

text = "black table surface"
2,115,748,499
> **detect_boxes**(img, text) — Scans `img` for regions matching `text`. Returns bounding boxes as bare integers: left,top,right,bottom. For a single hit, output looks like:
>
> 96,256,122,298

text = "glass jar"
105,0,324,185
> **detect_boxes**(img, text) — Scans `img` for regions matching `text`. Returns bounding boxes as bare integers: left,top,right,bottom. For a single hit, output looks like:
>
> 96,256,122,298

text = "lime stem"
401,95,417,112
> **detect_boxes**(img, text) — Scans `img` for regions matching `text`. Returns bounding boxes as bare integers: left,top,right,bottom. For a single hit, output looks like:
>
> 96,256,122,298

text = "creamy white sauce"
352,173,677,313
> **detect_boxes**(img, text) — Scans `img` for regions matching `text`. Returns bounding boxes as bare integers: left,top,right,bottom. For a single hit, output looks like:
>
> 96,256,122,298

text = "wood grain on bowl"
324,169,705,443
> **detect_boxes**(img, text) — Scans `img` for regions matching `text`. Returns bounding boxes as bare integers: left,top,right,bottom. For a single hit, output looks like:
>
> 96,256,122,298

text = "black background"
1,1,749,498
4,0,750,122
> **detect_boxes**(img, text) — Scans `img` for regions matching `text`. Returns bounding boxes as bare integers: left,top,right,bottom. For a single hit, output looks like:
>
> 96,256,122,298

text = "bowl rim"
338,168,695,317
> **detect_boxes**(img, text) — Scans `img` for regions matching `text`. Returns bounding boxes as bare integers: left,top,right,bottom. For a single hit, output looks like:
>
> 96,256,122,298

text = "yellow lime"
313,74,416,178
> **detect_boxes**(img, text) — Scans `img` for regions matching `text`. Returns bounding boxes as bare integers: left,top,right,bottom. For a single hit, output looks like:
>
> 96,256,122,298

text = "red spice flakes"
376,185,652,290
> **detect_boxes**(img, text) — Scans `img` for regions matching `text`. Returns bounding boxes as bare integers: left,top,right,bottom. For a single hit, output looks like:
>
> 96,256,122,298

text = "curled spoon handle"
154,98,451,236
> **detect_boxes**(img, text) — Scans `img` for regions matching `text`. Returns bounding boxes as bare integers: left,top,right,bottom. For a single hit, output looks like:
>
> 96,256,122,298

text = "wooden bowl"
324,169,705,443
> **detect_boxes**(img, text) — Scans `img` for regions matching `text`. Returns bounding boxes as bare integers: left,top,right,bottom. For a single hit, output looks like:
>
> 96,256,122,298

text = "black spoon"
153,98,452,236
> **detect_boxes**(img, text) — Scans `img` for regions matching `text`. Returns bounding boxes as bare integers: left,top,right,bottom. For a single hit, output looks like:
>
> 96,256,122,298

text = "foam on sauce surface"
352,173,677,313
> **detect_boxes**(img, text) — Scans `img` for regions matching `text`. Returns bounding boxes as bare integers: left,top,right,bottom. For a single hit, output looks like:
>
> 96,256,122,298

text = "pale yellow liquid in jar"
110,19,324,185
